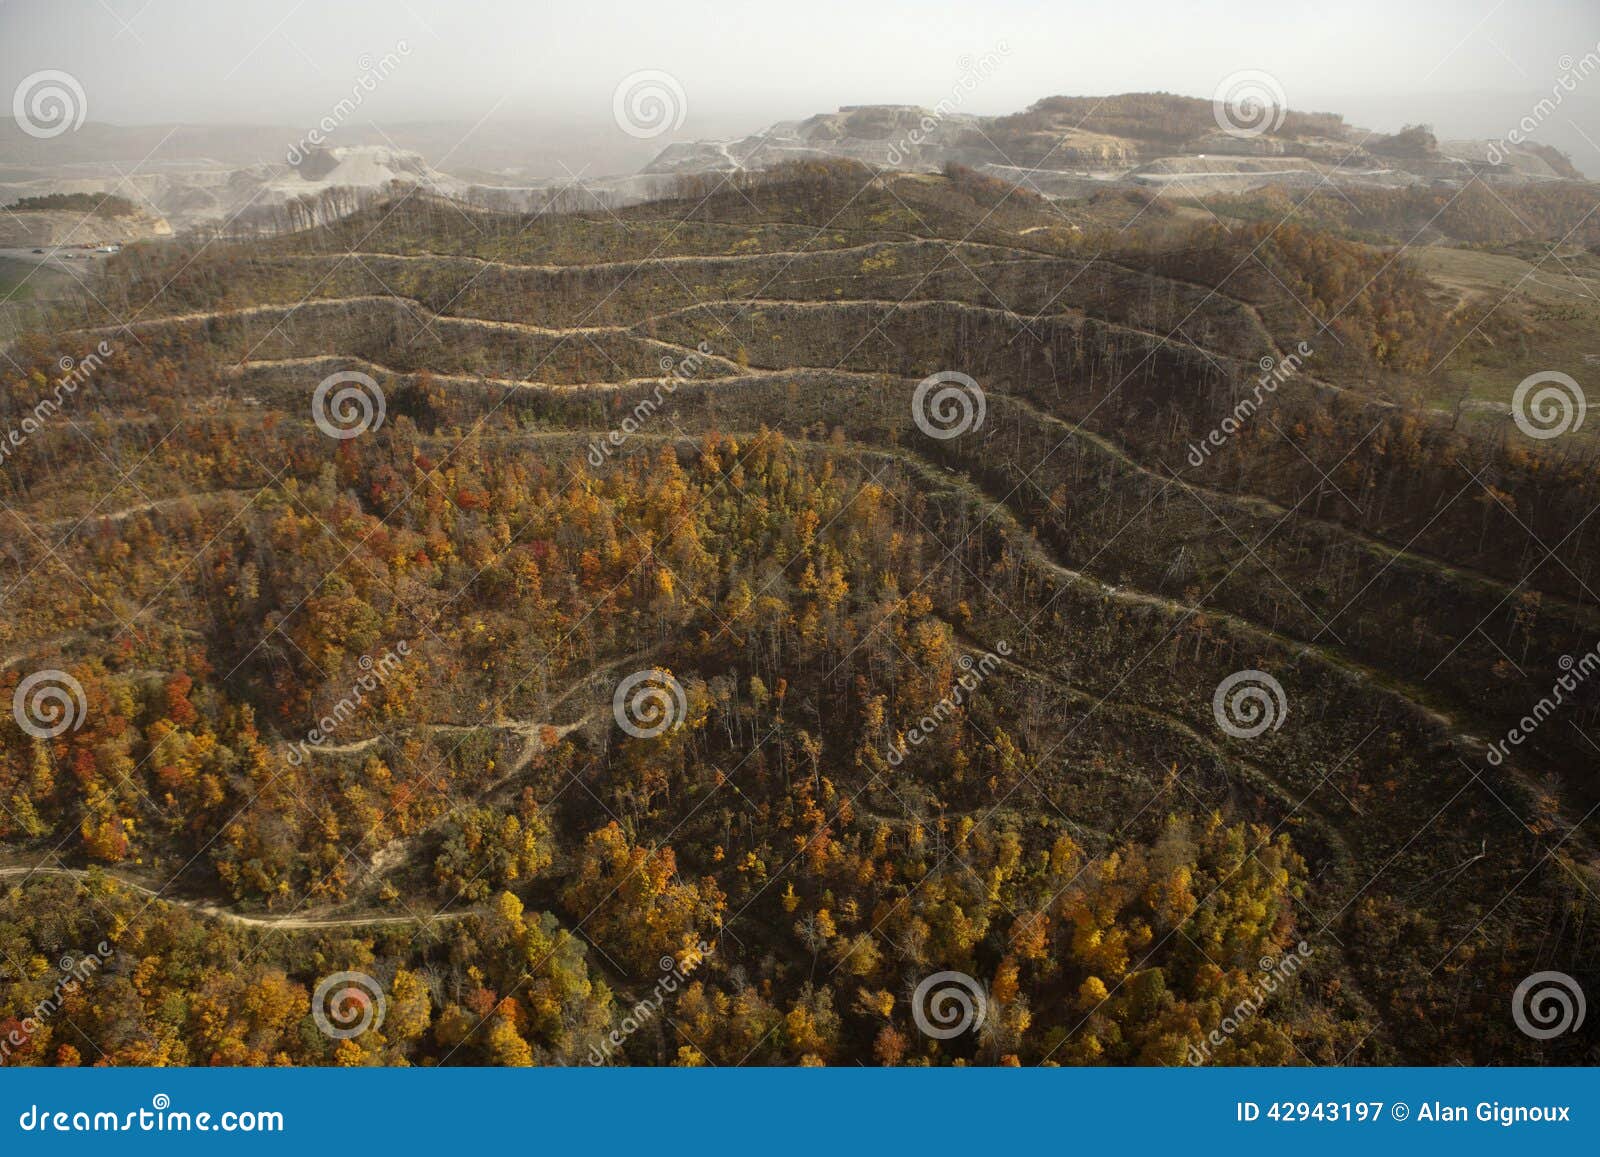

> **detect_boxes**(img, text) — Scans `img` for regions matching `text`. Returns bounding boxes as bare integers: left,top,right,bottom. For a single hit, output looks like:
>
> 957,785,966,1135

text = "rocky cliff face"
0,209,172,247
644,105,990,175
1,94,1584,235
641,94,1582,199
0,145,463,234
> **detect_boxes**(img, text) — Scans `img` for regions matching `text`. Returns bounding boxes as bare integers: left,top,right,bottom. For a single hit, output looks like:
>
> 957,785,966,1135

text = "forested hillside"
2,161,1597,1067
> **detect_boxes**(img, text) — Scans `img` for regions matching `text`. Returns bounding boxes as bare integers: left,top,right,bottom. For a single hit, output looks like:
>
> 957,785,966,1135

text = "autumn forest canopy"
1,157,1598,1068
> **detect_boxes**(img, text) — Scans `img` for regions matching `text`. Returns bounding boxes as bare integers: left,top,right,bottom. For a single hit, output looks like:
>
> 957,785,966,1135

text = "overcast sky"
4,0,1599,165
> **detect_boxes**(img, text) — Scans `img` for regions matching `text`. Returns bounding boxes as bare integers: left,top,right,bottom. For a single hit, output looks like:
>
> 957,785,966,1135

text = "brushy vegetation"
5,193,139,217
2,162,1597,1067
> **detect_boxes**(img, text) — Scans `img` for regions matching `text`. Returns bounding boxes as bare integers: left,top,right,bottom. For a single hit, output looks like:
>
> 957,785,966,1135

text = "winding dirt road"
0,866,473,929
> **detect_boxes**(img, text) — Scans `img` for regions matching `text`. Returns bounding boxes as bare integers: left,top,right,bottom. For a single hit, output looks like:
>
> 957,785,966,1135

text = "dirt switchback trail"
0,866,475,929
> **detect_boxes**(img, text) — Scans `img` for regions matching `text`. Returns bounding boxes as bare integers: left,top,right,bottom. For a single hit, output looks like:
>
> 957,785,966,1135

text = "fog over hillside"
1,0,1596,242
2,0,1597,179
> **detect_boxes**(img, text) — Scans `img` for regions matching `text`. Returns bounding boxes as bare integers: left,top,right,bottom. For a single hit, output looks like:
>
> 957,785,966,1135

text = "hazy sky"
4,0,1599,161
